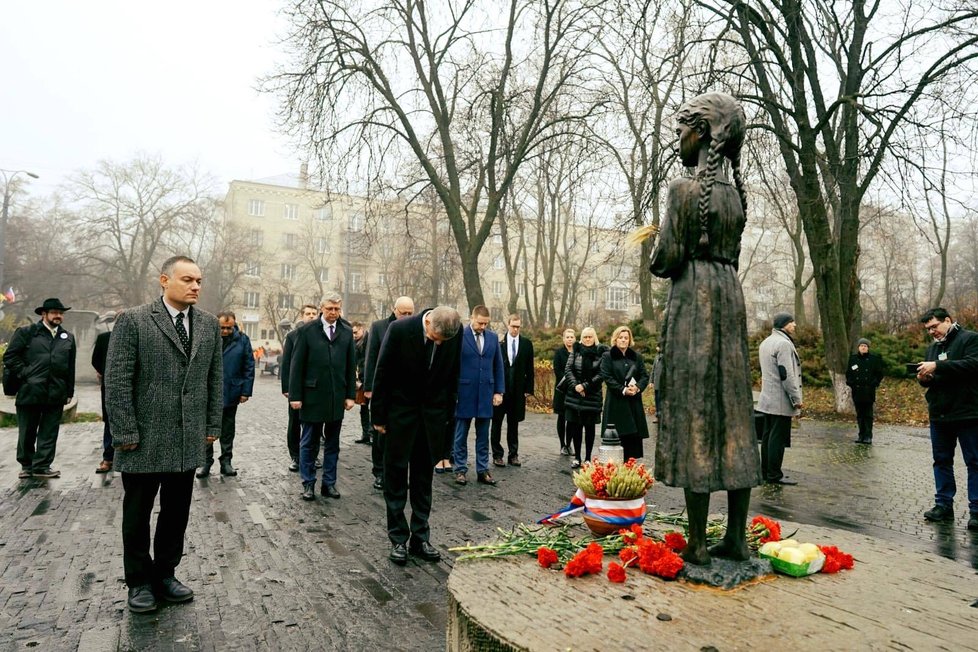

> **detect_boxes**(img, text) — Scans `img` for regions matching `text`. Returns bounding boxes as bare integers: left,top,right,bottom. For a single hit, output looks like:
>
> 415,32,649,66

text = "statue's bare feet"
681,545,711,566
708,538,750,561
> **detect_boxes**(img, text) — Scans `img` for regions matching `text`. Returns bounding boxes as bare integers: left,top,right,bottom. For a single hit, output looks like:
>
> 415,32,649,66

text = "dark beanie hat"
772,313,795,329
857,337,871,347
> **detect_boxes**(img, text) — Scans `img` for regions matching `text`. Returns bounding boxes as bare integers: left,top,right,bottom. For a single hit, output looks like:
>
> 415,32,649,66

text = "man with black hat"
3,298,77,479
846,337,884,444
756,313,802,485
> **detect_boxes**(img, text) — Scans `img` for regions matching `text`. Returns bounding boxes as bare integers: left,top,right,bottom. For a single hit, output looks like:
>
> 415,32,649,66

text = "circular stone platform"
447,520,976,650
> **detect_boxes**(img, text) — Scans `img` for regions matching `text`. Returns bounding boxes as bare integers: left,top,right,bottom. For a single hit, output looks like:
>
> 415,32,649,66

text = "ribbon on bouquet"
538,488,646,528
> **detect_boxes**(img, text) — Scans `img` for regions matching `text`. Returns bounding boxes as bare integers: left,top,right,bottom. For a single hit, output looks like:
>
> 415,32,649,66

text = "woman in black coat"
563,327,606,468
846,337,884,444
600,326,650,460
552,328,576,456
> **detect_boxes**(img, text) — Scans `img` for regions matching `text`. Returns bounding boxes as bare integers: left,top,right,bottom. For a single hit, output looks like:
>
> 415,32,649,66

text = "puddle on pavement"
358,577,392,604
78,572,96,595
415,602,445,629
323,538,349,556
465,510,490,523
31,499,50,516
213,511,229,523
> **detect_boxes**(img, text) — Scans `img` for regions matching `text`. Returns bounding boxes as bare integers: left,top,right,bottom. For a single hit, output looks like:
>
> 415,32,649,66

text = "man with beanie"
757,313,803,485
915,308,978,531
846,337,884,444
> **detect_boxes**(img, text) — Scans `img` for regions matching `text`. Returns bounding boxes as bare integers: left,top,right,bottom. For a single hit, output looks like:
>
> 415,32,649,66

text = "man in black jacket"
280,304,320,471
92,311,118,473
916,308,978,531
4,298,76,479
372,306,461,565
846,337,884,444
492,314,535,467
289,295,356,501
363,296,414,490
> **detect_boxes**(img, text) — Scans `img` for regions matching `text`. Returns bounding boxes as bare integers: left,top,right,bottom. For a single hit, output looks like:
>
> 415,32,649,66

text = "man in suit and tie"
452,305,504,486
289,295,356,501
362,296,415,490
492,314,535,468
105,255,223,613
371,306,462,565
280,303,320,471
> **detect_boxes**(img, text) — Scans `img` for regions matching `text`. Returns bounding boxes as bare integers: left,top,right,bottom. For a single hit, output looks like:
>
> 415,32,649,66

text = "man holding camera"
916,308,978,531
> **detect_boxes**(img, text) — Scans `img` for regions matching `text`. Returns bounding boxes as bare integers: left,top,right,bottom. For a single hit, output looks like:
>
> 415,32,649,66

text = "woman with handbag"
600,326,650,460
552,328,576,456
563,327,606,468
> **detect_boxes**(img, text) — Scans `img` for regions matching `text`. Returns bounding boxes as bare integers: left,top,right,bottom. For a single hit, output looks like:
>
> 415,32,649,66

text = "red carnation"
619,546,639,567
537,546,559,569
608,562,627,583
750,515,782,543
818,545,854,574
650,551,684,579
664,532,687,552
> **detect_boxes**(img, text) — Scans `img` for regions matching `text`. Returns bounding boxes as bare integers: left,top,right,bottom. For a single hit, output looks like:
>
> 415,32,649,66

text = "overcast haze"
0,1,300,197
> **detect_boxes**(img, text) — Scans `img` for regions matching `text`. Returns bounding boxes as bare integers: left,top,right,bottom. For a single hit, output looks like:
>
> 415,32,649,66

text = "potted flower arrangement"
572,459,654,535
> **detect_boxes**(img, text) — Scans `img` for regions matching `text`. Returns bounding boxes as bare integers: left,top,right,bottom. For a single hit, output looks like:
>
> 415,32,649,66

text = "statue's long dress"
649,174,761,493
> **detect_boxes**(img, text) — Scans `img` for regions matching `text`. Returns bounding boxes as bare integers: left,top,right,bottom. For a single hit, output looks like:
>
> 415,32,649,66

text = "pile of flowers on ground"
572,459,654,498
536,524,686,582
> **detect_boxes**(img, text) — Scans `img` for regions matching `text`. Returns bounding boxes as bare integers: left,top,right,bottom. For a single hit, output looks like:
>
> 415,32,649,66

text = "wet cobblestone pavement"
1,377,975,650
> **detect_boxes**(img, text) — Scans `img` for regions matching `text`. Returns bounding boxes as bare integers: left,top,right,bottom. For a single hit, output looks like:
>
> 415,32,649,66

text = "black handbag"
2,365,21,397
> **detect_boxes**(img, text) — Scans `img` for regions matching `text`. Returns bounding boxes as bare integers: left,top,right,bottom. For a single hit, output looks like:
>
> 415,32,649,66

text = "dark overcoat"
552,347,571,414
599,346,650,439
364,313,396,392
288,319,356,423
371,312,462,464
455,325,505,419
918,325,978,422
222,326,255,408
3,321,76,406
499,334,535,421
845,352,883,404
563,343,605,415
105,299,223,473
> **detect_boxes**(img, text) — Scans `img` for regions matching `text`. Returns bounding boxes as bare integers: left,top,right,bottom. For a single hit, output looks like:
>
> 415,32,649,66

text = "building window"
492,281,503,297
588,289,597,302
277,293,296,309
490,307,503,322
282,233,298,248
318,267,329,283
244,262,261,277
284,203,299,220
249,229,263,246
241,321,259,338
317,238,329,254
493,256,504,270
606,286,629,311
243,291,260,308
492,234,503,245
348,271,363,293
248,199,265,216
280,264,297,280
314,205,332,221
348,213,364,232
377,272,387,286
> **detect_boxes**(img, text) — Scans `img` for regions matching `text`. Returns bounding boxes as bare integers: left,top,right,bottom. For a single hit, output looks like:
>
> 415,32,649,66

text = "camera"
905,362,920,376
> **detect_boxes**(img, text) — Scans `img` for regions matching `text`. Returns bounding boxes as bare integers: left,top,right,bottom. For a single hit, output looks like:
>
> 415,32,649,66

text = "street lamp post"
0,169,40,295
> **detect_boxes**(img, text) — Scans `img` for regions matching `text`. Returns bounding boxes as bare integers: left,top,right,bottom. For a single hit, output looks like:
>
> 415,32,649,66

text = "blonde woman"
599,326,650,460
552,328,576,455
563,327,606,467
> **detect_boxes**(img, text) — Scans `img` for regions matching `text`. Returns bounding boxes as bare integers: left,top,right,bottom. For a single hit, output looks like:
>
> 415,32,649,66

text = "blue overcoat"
222,326,255,408
455,325,505,419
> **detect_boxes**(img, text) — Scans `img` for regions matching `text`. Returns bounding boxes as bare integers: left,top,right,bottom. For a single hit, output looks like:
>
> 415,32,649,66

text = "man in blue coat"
452,306,504,486
197,311,255,478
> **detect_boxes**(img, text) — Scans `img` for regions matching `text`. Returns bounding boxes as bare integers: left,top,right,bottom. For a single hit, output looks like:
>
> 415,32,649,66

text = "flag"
537,488,586,524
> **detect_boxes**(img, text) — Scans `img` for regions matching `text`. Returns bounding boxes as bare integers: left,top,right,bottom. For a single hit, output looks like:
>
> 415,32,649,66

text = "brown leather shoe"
508,455,521,467
454,473,467,485
477,472,497,486
492,458,506,467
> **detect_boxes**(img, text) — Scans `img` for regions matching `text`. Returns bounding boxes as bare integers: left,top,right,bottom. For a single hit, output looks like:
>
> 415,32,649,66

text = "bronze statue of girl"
649,92,761,566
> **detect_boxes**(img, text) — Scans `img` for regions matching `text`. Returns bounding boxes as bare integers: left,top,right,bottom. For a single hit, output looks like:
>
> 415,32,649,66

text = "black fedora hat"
34,298,71,315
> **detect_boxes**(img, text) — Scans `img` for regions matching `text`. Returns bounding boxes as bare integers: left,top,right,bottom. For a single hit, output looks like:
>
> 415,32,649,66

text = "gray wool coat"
756,328,803,417
105,299,223,473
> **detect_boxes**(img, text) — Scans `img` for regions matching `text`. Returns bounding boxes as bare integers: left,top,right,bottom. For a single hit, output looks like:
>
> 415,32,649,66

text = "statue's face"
676,122,702,167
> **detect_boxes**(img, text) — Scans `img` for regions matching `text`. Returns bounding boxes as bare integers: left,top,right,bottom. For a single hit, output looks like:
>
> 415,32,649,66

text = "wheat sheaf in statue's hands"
626,223,660,246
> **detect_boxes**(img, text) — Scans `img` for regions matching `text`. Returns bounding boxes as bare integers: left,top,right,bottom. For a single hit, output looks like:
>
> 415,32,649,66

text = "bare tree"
708,0,978,409
68,155,212,307
267,0,603,310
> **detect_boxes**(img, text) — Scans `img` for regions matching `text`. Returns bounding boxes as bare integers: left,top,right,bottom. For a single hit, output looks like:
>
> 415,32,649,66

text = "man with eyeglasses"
915,307,978,531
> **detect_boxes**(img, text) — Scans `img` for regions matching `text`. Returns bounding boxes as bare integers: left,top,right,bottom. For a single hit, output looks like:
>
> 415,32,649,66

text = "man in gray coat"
106,256,223,613
756,313,803,485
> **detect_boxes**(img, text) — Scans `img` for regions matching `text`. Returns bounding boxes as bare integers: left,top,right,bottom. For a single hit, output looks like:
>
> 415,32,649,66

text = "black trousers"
556,413,567,448
121,471,195,587
206,404,238,464
760,413,792,482
491,400,521,460
287,406,301,462
854,400,874,442
358,403,372,440
16,404,62,472
566,420,596,464
383,418,435,546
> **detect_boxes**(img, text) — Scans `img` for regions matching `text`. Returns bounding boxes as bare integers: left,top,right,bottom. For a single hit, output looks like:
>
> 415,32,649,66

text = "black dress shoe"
127,585,157,613
508,456,521,467
409,541,441,562
195,465,212,478
156,577,194,603
389,543,408,565
354,437,371,445
288,460,300,472
477,472,497,485
322,484,341,499
372,476,383,490
301,484,316,501
220,461,237,476
492,458,506,467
